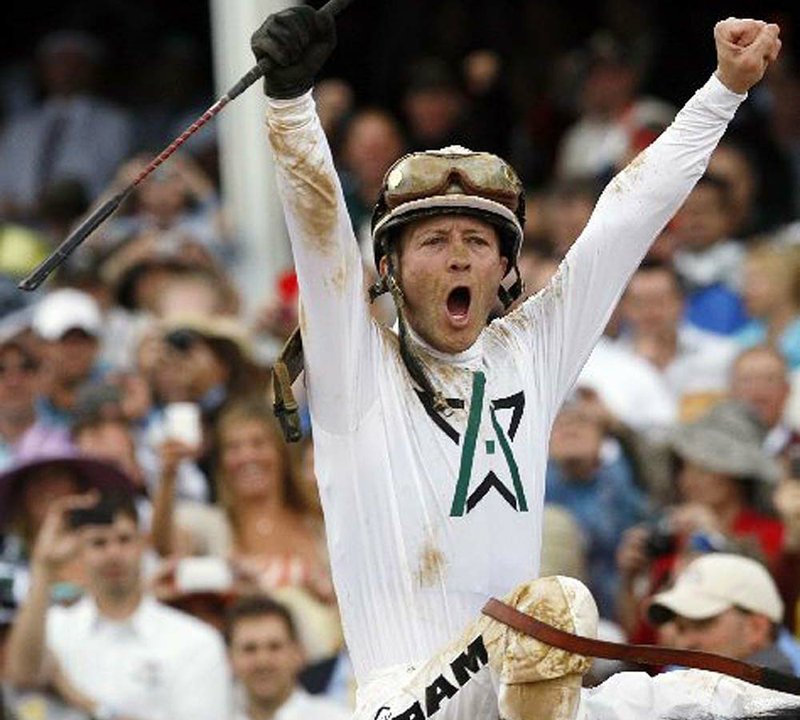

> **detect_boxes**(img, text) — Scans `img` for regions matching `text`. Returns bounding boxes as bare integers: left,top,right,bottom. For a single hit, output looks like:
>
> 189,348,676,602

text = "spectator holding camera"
152,316,265,421
145,315,267,495
226,595,349,720
0,445,137,609
72,397,209,510
616,400,784,639
5,489,230,720
646,553,800,674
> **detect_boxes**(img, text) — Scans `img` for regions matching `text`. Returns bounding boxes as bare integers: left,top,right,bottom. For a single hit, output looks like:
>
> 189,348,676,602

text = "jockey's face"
385,215,506,354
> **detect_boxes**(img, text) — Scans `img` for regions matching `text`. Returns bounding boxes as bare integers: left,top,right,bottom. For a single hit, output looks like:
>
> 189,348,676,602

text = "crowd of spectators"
1,3,800,719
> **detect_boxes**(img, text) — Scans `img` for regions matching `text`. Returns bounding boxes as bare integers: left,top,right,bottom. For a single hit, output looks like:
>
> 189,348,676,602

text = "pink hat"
0,445,135,528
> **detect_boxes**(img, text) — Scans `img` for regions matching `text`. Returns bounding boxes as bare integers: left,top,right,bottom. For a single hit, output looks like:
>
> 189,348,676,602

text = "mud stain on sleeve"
299,302,307,335
414,539,448,588
269,125,338,255
326,263,347,294
488,307,530,347
608,148,649,196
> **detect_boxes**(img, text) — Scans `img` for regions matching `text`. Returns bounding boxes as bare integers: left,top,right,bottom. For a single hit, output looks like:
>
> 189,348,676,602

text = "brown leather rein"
482,598,800,696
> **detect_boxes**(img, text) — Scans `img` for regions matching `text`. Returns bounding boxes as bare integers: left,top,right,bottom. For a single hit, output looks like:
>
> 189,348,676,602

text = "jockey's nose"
448,240,471,271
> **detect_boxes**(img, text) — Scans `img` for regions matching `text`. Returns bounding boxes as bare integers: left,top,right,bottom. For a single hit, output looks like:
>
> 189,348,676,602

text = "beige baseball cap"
647,553,784,625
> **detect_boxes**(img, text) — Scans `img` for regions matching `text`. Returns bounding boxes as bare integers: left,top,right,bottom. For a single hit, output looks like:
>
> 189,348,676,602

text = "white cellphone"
174,557,233,593
163,402,202,448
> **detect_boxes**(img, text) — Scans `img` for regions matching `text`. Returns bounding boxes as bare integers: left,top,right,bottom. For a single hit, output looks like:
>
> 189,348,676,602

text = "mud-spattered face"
385,215,507,354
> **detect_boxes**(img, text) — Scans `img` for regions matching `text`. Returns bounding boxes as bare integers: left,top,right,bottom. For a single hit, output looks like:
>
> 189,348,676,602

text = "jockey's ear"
378,254,389,281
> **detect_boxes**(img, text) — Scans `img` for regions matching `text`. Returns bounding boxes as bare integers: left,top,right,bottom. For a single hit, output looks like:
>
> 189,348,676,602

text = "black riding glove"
250,6,337,100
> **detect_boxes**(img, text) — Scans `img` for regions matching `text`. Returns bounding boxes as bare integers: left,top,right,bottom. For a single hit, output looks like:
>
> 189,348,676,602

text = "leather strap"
272,327,304,443
482,597,800,696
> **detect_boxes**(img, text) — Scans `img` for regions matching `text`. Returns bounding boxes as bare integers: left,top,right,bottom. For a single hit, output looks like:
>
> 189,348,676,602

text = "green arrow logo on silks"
450,371,527,517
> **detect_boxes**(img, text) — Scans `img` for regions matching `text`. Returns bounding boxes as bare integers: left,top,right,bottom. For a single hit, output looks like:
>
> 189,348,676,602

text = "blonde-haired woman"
737,242,800,369
152,398,331,600
213,399,329,593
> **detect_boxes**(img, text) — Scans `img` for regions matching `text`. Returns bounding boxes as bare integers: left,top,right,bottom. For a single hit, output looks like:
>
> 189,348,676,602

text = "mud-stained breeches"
351,576,599,720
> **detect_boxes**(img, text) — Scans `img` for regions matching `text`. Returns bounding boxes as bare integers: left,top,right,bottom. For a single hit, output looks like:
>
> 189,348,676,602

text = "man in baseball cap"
31,287,102,342
31,288,106,426
648,553,797,674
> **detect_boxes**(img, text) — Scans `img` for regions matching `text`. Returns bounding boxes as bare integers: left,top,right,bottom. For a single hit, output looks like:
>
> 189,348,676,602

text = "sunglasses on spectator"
165,329,203,354
0,358,38,377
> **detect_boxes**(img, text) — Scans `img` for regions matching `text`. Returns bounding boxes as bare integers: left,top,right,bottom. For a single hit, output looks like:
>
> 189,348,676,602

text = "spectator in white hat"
32,288,107,427
0,315,70,470
647,553,800,675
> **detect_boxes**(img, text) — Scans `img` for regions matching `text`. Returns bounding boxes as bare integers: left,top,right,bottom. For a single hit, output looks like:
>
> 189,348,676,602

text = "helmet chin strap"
373,253,450,415
497,265,524,310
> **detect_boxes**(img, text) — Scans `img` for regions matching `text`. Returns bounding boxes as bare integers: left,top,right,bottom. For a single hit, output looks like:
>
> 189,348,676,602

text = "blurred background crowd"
1,0,800,718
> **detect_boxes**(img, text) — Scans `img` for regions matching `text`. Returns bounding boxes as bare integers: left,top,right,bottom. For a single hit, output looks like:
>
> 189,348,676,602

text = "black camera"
164,328,202,354
68,506,115,529
0,560,18,622
787,444,800,479
644,521,676,558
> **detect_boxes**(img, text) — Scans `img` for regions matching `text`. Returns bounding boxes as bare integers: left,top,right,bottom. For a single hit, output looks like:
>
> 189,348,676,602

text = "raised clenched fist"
714,18,782,94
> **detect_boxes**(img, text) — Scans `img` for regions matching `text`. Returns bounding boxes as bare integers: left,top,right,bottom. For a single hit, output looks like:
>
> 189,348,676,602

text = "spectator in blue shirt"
545,396,647,619
672,173,749,334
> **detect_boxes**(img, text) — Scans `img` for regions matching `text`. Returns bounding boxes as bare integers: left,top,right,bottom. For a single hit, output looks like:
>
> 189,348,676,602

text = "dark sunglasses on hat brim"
164,328,204,353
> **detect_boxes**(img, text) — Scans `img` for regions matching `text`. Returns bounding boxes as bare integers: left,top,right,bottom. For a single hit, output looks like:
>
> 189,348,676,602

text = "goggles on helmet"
381,147,523,213
371,146,526,269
